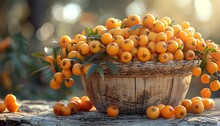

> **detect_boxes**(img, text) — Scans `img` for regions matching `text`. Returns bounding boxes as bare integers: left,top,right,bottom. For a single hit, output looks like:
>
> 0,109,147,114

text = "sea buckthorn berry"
157,104,165,116
53,102,65,115
121,18,128,28
153,21,166,33
161,105,174,119
53,72,63,83
140,28,150,36
7,102,19,112
155,41,167,53
114,35,124,47
165,31,174,41
147,32,157,42
167,40,178,53
120,51,132,63
83,64,92,75
4,94,17,106
107,105,119,117
191,100,204,114
183,28,194,38
50,79,61,90
192,67,202,77
106,42,120,56
128,27,140,36
165,26,174,33
167,52,174,61
191,96,202,102
181,21,190,29
210,80,220,91
147,42,156,53
65,78,74,87
155,32,167,42
150,53,159,61
184,50,195,61
181,99,192,112
174,105,187,119
61,58,72,70
72,63,83,76
185,37,197,50
123,28,131,39
79,43,90,55
0,101,6,113
59,35,71,48
146,106,160,119
208,98,215,109
172,24,182,37
74,34,86,42
206,61,218,74
196,41,206,52
202,98,212,110
76,41,86,50
67,43,76,52
194,32,202,40
101,33,113,44
137,47,151,62
44,56,54,66
158,53,169,63
162,16,172,26
89,40,102,54
121,39,134,52
105,18,117,30
138,35,149,46
127,14,140,27
62,69,72,79
81,99,93,111
129,35,139,47
175,38,184,50
178,31,188,42
142,14,155,28
200,74,211,84
200,88,211,98
60,106,71,116
112,28,124,37
131,48,138,57
94,25,106,35
67,101,80,114
174,49,184,60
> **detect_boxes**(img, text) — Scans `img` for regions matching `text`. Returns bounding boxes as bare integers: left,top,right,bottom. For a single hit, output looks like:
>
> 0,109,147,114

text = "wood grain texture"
82,72,192,114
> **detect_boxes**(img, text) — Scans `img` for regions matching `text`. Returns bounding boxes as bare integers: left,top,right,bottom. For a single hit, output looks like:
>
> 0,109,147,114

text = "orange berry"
69,96,81,102
121,39,134,52
120,51,132,63
65,78,74,87
106,42,119,56
138,35,149,46
79,43,90,55
50,79,61,90
94,25,106,35
114,35,124,47
101,33,113,44
191,100,204,114
81,100,93,111
67,51,78,58
67,43,77,52
137,47,151,62
6,102,19,112
74,34,86,42
162,16,172,26
167,40,178,53
200,88,211,98
60,105,71,116
192,67,202,77
174,105,187,119
129,35,139,47
53,102,65,116
67,101,80,114
107,105,119,117
157,104,165,116
142,14,155,28
181,21,190,29
185,37,197,50
146,106,160,119
0,101,6,113
161,105,174,119
155,32,167,42
202,98,212,110
89,40,102,54
62,69,72,79
147,41,156,53
61,58,72,70
174,49,184,60
81,96,90,102
53,72,63,83
127,14,140,27
191,96,202,102
158,53,169,63
206,61,218,74
59,35,71,48
105,18,117,30
147,32,157,42
4,94,17,106
44,56,54,66
83,64,92,75
153,21,166,33
72,63,83,76
210,80,220,91
208,98,215,108
181,99,192,112
184,50,195,61
178,31,188,42
112,28,124,37
172,24,182,37
155,41,167,53
200,74,211,84
196,41,206,52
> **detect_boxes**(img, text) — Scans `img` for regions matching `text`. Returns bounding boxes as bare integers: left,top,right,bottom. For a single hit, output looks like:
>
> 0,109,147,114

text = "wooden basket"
81,60,199,114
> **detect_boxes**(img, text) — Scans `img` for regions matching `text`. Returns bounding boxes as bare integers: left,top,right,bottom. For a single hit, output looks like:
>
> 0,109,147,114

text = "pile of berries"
0,94,19,113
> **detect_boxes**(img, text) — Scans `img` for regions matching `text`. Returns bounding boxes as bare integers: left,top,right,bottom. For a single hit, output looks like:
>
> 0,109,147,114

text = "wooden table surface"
0,99,220,126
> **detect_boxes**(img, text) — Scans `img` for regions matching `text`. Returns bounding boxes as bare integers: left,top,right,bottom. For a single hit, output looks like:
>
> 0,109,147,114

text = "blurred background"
0,0,220,100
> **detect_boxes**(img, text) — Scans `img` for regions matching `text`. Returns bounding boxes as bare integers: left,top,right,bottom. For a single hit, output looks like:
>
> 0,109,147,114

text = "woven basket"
81,60,199,114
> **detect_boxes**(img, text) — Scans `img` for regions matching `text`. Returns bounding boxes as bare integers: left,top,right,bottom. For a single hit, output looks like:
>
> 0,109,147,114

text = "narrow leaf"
97,65,104,80
200,59,207,71
121,22,127,28
31,66,50,76
106,61,120,75
32,52,45,58
83,51,105,66
39,59,52,66
129,24,141,31
169,20,175,26
53,46,61,59
86,64,97,78
155,17,158,21
69,57,82,63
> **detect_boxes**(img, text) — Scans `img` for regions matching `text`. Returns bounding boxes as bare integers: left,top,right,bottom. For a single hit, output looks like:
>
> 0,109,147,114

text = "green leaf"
82,51,106,66
32,52,45,58
194,51,202,56
53,46,61,59
121,22,127,28
177,46,183,50
129,24,141,31
106,61,120,75
39,59,52,66
31,66,50,76
169,20,175,26
155,16,158,21
86,64,97,78
200,59,207,71
69,57,82,63
97,65,104,80
85,26,91,37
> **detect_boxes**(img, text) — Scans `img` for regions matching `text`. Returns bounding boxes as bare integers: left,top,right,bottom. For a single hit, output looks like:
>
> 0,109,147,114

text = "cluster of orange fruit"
146,96,214,119
0,94,19,113
53,96,94,116
42,13,220,90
